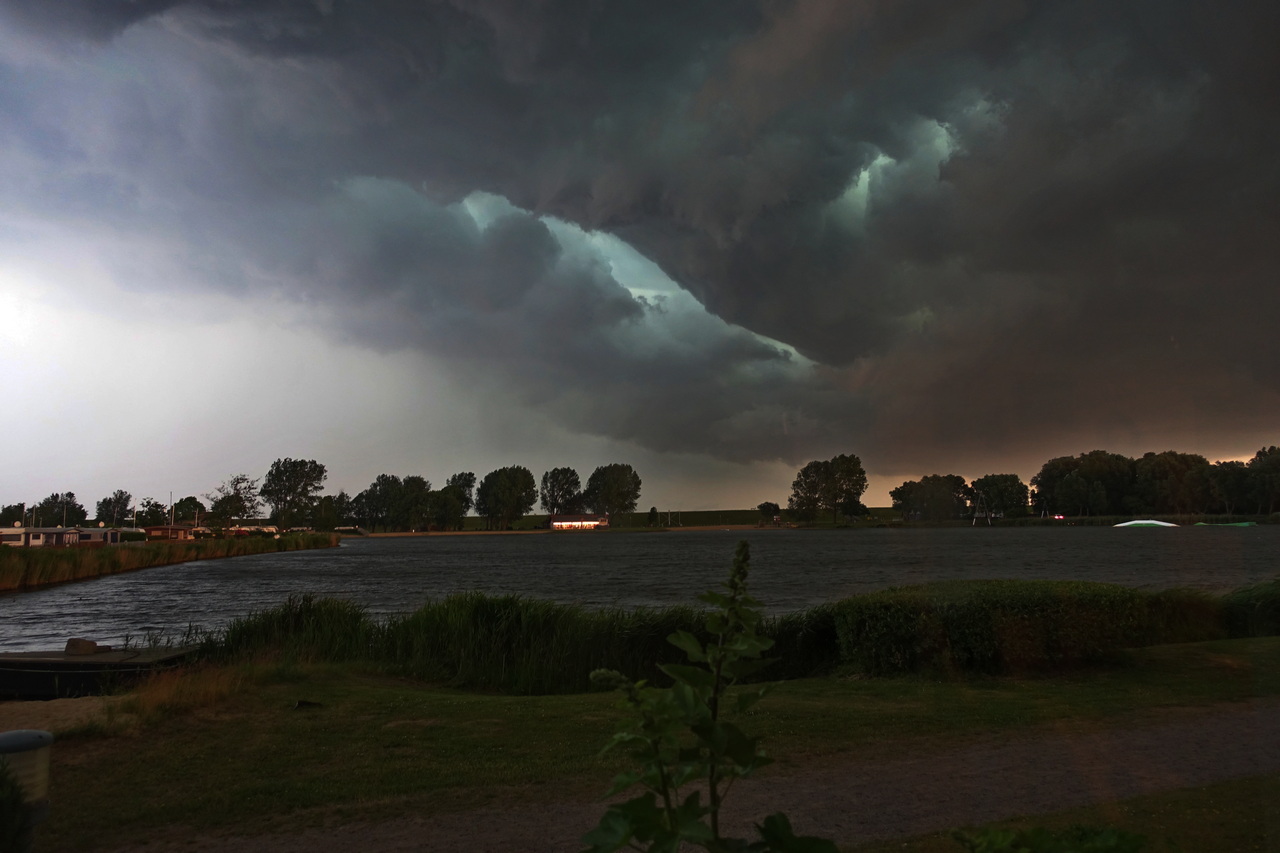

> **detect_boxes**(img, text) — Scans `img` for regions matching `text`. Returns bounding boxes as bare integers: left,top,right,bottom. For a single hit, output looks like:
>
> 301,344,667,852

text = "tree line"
884,445,1280,522
0,459,644,534
771,445,1280,525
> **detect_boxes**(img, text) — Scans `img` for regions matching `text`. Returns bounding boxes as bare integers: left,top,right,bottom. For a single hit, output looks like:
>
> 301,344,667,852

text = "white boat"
1114,519,1178,527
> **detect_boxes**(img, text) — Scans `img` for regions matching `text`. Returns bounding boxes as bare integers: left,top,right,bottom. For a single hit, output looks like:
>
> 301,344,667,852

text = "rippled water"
2,526,1277,652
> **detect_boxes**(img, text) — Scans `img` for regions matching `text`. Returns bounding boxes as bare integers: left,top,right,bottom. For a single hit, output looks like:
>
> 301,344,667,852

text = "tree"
540,467,582,515
398,475,433,531
95,490,133,526
647,506,659,526
476,466,538,529
432,486,467,531
0,504,23,526
259,458,327,528
1249,446,1280,515
890,475,970,521
787,460,826,522
827,454,869,522
205,474,261,525
583,463,642,522
1135,451,1212,515
786,454,868,524
969,474,1029,518
757,501,780,523
136,497,169,526
446,472,477,516
358,474,402,532
313,491,354,531
1208,460,1252,516
173,496,206,524
33,492,87,527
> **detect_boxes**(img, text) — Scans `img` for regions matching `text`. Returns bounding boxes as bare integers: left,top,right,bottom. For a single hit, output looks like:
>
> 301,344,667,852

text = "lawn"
30,636,1280,852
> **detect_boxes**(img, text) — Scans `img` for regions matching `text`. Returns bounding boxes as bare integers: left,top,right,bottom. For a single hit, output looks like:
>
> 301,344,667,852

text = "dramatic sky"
2,0,1277,511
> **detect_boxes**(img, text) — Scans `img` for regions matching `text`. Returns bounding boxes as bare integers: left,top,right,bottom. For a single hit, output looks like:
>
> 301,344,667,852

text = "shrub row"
202,576,1280,693
0,533,339,591
829,580,1228,675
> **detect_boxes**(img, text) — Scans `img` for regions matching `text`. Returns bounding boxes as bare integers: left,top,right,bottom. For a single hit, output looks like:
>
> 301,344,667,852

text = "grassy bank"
0,533,340,591
195,577,1280,693
36,636,1280,852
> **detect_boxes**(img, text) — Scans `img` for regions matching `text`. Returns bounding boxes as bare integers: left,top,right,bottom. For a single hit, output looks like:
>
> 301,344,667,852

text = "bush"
833,580,1187,676
955,825,1146,852
1221,578,1280,638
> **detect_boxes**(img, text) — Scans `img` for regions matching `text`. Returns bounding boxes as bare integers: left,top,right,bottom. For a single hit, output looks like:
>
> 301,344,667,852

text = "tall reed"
0,533,339,591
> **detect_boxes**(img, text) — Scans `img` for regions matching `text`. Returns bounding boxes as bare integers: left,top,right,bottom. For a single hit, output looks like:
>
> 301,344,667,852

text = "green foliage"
954,825,1147,852
476,466,538,529
1221,578,1280,638
583,541,837,853
970,474,1030,518
189,575,1280,692
95,489,133,525
583,463,643,521
541,467,584,515
831,580,1220,676
204,474,261,524
788,455,868,524
891,474,972,521
0,757,33,853
33,491,88,527
259,457,327,528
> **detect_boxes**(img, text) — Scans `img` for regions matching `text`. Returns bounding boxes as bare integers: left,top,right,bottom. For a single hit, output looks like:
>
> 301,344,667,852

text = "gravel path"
101,698,1280,853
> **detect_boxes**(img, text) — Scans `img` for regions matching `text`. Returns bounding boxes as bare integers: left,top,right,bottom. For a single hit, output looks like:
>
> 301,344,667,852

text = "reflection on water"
2,527,1277,652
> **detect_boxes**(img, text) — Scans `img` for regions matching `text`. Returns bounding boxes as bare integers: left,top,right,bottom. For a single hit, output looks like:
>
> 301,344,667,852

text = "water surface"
2,526,1276,652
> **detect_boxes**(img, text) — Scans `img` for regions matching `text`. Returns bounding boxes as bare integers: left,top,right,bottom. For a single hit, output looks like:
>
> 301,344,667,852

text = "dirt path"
99,698,1280,852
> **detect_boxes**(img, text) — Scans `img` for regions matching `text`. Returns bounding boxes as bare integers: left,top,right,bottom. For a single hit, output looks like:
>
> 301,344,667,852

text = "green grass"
847,774,1280,853
36,637,1280,852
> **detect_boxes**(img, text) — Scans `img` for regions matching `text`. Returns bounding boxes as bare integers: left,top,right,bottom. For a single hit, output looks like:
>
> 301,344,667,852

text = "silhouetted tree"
95,490,133,526
136,497,169,526
260,458,328,528
173,496,206,524
787,454,867,524
540,467,583,515
33,492,87,527
891,475,970,521
1249,446,1280,514
969,474,1028,518
205,474,261,524
1208,460,1252,515
583,463,642,522
477,466,538,529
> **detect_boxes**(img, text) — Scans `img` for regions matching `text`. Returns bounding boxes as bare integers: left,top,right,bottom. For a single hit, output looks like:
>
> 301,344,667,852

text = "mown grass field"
32,636,1280,852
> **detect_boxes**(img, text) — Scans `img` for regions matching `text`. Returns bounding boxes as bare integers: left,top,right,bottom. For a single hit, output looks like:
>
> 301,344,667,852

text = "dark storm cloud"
3,0,1278,470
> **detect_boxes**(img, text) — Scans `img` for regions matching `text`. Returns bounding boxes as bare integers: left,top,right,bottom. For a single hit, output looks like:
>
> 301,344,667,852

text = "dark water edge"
2,526,1278,653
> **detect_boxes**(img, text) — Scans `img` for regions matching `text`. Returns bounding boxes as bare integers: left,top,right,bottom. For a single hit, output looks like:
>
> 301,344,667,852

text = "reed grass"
0,533,339,591
202,574,1280,693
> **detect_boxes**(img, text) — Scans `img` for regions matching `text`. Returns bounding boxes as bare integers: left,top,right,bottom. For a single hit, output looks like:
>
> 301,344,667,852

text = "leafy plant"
954,825,1147,852
581,541,837,853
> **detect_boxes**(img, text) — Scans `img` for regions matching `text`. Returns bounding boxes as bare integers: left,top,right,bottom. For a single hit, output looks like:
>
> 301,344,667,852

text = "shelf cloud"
2,0,1277,487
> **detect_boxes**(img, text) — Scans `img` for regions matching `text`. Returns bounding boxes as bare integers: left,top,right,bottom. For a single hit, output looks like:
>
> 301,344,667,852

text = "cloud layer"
3,0,1277,475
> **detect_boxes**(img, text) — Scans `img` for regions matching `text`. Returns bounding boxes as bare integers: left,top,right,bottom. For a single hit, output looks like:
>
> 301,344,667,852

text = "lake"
2,526,1277,652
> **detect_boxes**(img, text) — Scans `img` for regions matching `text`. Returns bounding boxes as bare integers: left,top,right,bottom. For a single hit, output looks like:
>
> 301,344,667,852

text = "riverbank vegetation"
33,636,1280,853
186,577,1280,694
0,533,339,591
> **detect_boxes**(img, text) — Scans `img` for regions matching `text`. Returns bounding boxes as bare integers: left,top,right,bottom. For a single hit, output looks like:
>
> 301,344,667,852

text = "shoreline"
360,523,783,538
0,533,341,593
